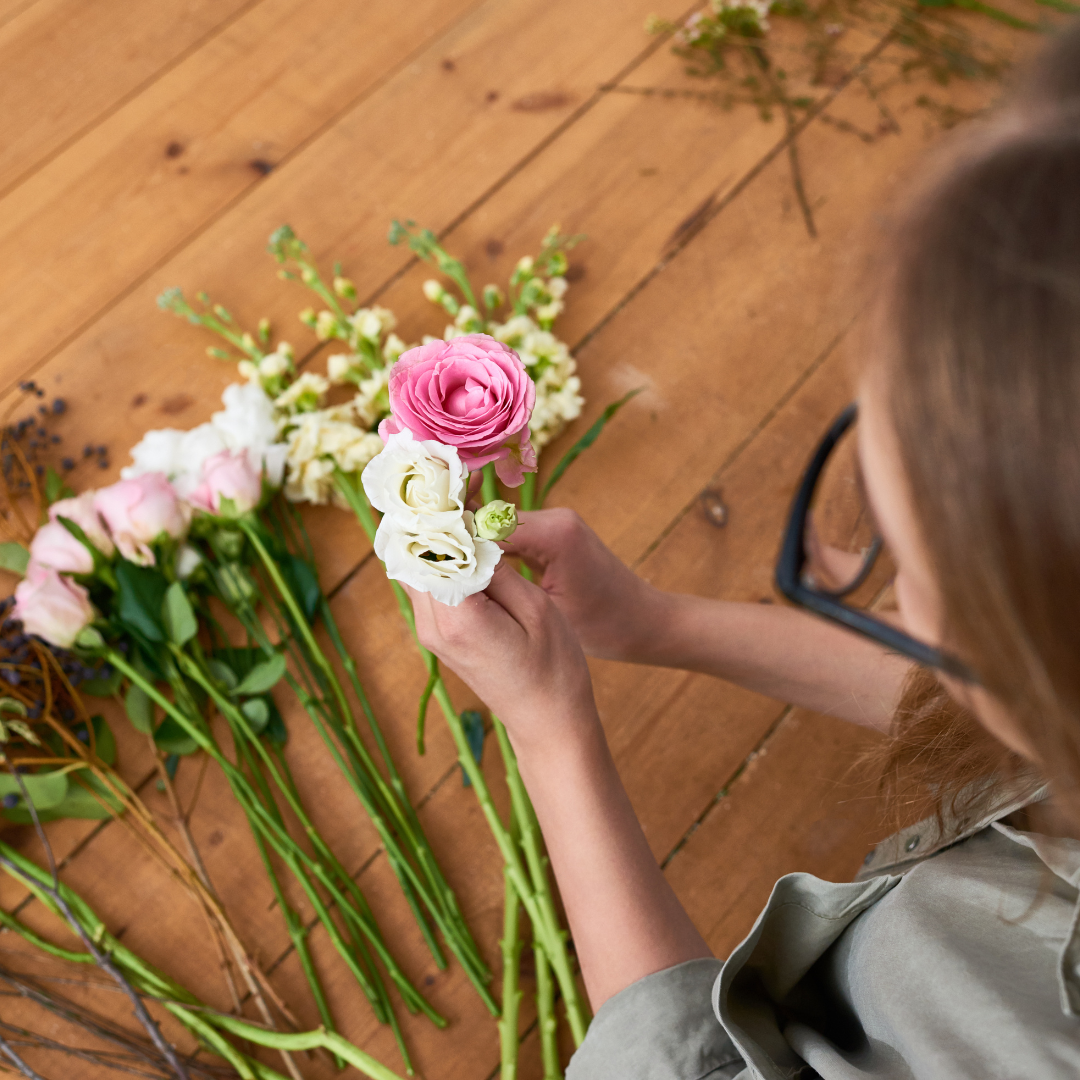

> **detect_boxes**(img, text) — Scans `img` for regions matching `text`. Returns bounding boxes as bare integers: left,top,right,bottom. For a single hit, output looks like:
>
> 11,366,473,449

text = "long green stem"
494,721,588,1044
535,937,561,1080
0,847,406,1080
336,470,589,1044
499,809,523,1080
240,519,493,1005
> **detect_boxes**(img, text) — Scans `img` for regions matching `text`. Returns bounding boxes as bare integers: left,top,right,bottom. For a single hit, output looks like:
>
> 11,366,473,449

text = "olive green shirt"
567,788,1080,1078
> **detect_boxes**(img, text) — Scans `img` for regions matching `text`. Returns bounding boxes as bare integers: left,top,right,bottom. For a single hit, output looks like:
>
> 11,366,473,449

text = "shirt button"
905,835,921,852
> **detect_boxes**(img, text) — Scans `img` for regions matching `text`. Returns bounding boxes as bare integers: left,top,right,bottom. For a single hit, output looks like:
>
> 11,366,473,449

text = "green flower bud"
483,284,505,311
334,275,357,299
474,500,518,542
300,266,319,286
299,308,317,328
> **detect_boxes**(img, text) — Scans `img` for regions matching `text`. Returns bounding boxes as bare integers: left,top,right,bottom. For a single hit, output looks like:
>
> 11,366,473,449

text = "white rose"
375,511,501,607
214,382,279,451
361,429,466,530
122,428,184,481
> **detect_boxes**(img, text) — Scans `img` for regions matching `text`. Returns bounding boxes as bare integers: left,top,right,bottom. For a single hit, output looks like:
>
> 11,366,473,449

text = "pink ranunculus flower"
188,449,263,516
29,521,94,575
94,473,190,566
378,333,537,486
49,491,115,558
14,562,95,648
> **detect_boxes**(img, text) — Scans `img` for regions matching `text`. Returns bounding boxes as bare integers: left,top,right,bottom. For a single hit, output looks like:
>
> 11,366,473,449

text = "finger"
483,558,546,624
466,472,485,502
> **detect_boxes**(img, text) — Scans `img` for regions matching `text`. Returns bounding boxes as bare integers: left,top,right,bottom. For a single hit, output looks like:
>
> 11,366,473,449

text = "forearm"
513,712,712,1012
628,592,911,732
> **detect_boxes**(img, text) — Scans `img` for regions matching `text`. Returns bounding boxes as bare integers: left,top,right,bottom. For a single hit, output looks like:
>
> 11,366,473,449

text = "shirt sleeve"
566,958,745,1080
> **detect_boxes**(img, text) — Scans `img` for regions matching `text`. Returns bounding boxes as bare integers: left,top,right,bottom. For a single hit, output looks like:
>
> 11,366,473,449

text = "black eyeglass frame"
775,403,978,684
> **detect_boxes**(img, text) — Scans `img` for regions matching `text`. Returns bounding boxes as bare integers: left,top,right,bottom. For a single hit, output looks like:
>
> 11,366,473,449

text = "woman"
408,21,1080,1078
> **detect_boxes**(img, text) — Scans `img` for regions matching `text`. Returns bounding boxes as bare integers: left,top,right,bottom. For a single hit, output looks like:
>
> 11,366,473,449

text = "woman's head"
859,19,1080,824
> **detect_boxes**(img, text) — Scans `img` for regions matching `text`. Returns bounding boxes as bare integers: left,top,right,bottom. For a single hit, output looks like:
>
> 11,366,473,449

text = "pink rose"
378,334,537,486
94,473,190,566
29,521,94,575
14,563,94,648
49,491,115,558
188,449,262,516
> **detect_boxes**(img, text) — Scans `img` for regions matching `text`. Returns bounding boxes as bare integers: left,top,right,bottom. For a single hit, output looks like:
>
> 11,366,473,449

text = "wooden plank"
0,0,260,195
664,706,887,960
0,0,488,391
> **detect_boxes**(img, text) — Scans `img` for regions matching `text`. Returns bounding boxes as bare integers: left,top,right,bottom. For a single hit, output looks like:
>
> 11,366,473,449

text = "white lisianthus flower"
274,371,330,415
375,511,501,607
361,429,466,530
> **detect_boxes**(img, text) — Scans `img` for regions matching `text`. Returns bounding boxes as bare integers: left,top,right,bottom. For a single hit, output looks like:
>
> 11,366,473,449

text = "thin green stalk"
535,937,561,1080
499,809,523,1080
494,722,588,1043
482,463,500,505
176,649,444,1030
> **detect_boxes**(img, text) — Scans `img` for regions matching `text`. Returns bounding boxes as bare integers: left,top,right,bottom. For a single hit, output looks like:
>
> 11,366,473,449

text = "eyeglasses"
775,403,977,683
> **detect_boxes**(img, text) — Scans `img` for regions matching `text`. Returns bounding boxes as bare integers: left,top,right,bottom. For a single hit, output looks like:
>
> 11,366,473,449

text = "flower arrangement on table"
0,223,638,1079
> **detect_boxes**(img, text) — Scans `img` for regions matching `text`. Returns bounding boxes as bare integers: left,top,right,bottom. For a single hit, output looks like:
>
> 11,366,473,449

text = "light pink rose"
14,563,94,648
94,473,190,566
378,333,537,486
188,449,262,516
29,521,94,575
49,491,115,558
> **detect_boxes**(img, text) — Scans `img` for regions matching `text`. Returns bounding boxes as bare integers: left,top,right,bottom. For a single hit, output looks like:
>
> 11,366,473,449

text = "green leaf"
80,664,123,697
264,699,287,748
206,659,238,692
0,543,29,576
0,770,69,810
460,709,485,788
240,698,270,734
234,654,286,696
153,716,199,756
44,467,74,506
116,561,169,643
280,554,321,623
161,582,198,646
124,683,155,734
538,388,644,508
87,714,117,766
5,772,124,821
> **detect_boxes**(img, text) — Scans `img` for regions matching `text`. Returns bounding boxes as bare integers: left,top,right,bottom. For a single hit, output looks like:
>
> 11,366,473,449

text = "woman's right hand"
501,508,668,663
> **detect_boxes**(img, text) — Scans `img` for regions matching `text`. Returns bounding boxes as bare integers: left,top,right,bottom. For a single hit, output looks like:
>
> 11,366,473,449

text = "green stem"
336,472,588,1043
499,810,523,1080
494,722,588,1044
535,936,561,1080
481,463,500,505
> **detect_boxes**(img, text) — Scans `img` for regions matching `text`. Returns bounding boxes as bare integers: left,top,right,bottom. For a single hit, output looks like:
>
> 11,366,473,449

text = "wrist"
618,585,686,666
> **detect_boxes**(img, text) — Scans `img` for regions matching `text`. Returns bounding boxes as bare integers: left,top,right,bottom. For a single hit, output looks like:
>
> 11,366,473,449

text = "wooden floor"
0,1,1062,1077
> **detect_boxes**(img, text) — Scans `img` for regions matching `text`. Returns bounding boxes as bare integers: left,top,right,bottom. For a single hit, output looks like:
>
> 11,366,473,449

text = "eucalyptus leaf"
460,709,486,788
161,582,198,646
0,542,29,576
240,698,270,734
234,654,286,696
124,683,155,734
280,554,321,623
264,699,288,748
0,770,69,810
44,467,74,506
153,716,199,756
4,772,123,821
206,660,238,692
86,714,117,766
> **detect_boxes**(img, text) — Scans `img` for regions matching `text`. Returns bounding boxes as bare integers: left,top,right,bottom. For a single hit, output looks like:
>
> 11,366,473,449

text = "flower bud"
333,275,357,299
300,266,319,286
257,317,272,342
422,279,444,302
299,308,317,328
473,500,518,542
241,332,256,351
516,256,534,274
483,284,505,311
